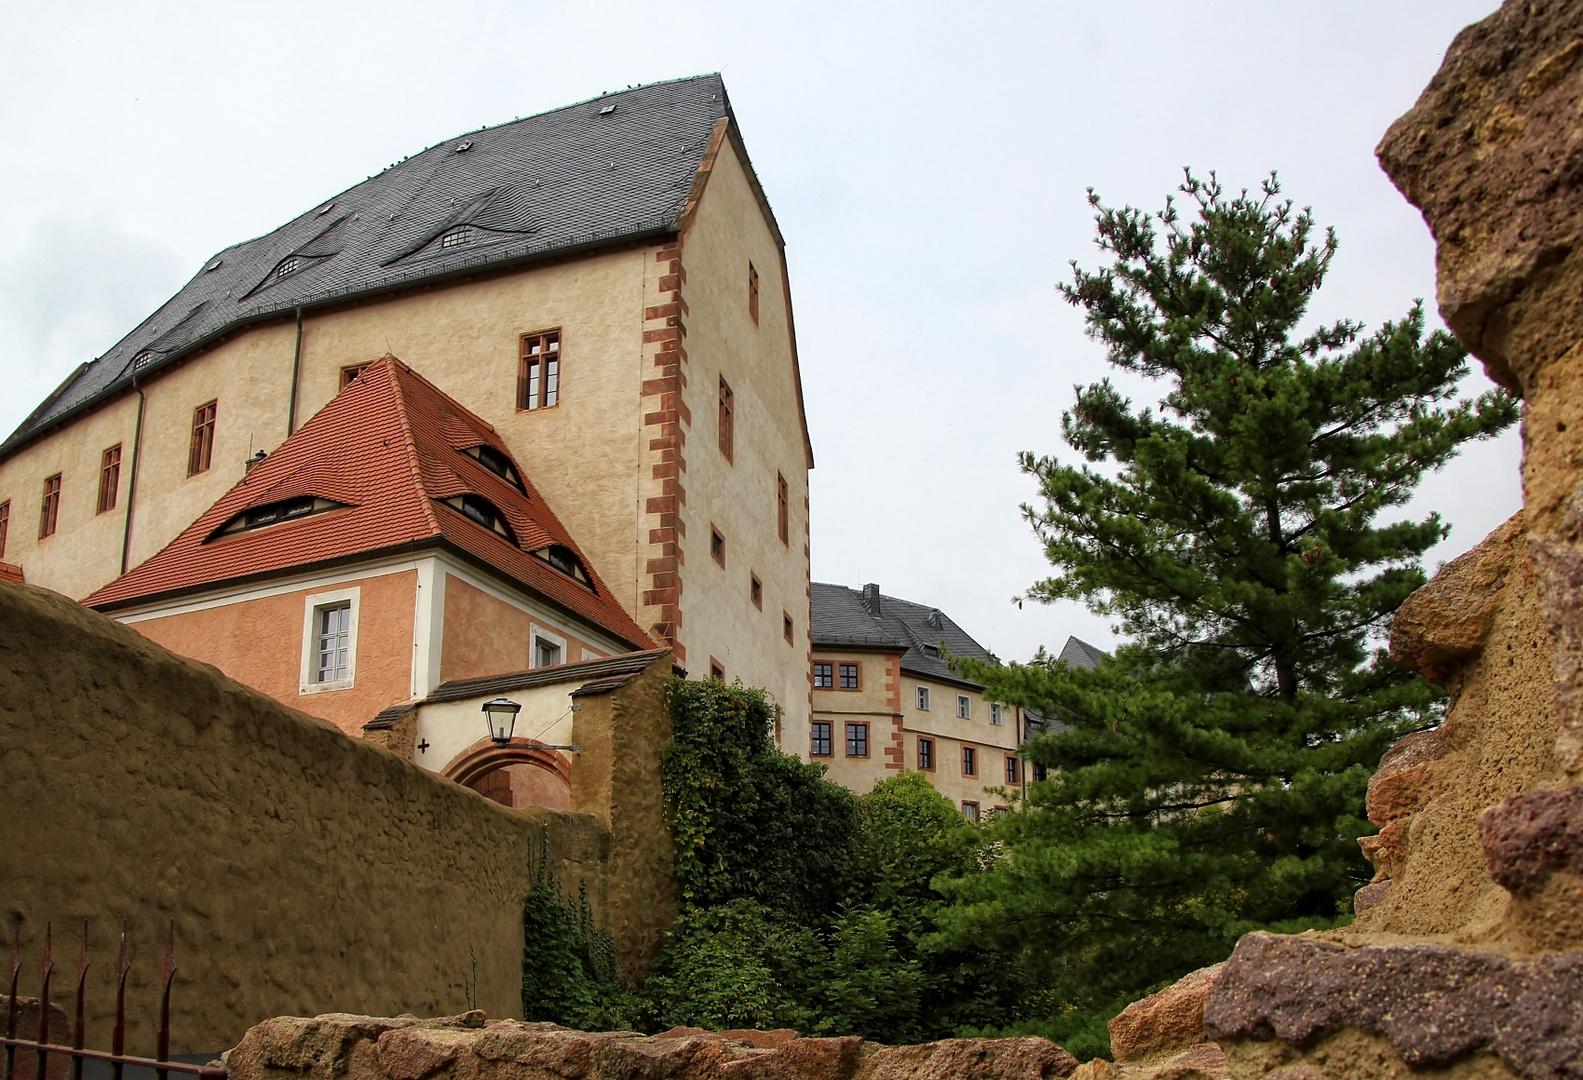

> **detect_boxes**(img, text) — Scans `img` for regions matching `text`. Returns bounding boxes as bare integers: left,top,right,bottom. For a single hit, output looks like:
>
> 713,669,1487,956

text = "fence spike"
73,922,88,1080
5,915,20,1080
36,925,53,1080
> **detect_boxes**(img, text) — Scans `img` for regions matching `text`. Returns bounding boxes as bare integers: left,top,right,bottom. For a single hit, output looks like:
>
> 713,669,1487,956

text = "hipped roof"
85,356,654,652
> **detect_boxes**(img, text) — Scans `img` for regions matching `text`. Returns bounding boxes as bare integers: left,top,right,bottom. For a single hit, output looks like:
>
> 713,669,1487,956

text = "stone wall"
0,581,616,1054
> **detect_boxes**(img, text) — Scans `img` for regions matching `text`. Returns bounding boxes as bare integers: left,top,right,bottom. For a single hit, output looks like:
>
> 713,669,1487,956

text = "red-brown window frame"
813,661,833,688
718,376,734,463
838,661,861,690
0,500,10,559
845,721,869,758
709,657,725,682
810,721,833,757
917,737,934,771
340,364,370,391
962,745,977,777
97,444,122,515
748,263,760,325
1005,755,1020,784
517,329,562,411
38,474,61,539
777,473,789,546
188,400,217,477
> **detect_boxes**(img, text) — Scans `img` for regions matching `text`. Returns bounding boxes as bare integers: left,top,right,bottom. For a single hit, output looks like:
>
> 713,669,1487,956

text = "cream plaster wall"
672,140,812,733
415,683,577,780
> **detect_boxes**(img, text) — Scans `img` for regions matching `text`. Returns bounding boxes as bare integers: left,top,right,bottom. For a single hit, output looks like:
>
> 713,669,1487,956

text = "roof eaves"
425,648,670,703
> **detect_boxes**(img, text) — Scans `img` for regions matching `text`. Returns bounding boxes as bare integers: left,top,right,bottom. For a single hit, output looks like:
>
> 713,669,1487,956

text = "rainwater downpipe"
119,377,146,575
287,307,304,435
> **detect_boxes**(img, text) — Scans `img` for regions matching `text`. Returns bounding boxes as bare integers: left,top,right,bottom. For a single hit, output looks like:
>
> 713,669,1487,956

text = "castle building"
0,75,815,732
809,582,1098,816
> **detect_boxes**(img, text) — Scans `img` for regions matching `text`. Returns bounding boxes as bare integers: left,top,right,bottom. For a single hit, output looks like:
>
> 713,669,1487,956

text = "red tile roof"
85,356,654,650
0,561,23,584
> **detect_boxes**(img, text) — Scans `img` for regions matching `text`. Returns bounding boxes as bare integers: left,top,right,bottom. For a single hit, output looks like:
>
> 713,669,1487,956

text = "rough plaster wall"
0,580,615,1053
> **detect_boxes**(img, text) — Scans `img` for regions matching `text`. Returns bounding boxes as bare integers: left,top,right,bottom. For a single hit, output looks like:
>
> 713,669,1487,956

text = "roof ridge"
381,358,443,537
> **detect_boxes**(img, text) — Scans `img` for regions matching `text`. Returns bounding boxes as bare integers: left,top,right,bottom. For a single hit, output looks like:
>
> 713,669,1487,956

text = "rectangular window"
710,659,725,681
777,473,789,546
1033,762,1048,783
990,702,1003,726
813,662,833,688
846,722,869,757
962,746,977,777
97,445,122,514
340,364,370,390
810,722,832,757
784,612,794,644
534,637,563,668
916,686,931,711
711,526,726,567
314,603,351,683
1006,756,1020,784
917,737,934,770
718,377,734,463
957,694,972,719
518,330,561,410
748,262,760,325
38,474,61,539
0,500,8,559
188,400,217,476
839,662,860,690
750,573,762,609
962,801,980,822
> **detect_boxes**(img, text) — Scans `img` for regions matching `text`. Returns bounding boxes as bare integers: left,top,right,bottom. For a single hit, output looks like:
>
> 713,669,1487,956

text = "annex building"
809,581,1100,815
0,76,818,763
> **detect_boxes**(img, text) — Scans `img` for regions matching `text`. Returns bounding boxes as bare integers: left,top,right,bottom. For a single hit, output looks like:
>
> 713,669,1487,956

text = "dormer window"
276,257,301,280
213,495,345,537
461,444,526,493
441,493,516,543
533,544,593,588
441,226,474,249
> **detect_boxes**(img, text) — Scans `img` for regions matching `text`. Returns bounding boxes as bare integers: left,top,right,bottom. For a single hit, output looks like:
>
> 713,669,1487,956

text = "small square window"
846,722,868,757
839,662,860,690
917,737,933,770
813,661,833,688
534,637,563,668
750,573,762,609
710,658,725,681
784,613,794,644
961,801,980,822
711,526,726,567
916,686,931,711
1006,755,1020,784
962,746,977,777
990,702,1003,726
810,722,832,757
340,364,370,390
957,694,972,719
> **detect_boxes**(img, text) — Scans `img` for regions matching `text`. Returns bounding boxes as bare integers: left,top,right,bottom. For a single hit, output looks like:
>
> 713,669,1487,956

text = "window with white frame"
990,702,1003,725
957,694,971,719
534,635,564,668
916,686,931,711
299,587,359,693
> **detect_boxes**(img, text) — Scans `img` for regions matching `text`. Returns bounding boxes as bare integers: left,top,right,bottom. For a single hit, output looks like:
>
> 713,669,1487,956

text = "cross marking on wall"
417,739,430,754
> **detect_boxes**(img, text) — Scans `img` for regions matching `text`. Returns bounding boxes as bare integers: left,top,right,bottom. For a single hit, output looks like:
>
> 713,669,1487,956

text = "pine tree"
940,172,1517,1019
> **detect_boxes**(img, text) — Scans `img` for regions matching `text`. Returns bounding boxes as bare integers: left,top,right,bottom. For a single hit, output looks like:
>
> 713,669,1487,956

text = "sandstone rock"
0,997,71,1080
1353,881,1390,913
1146,1044,1225,1080
857,1037,1077,1080
1107,965,1223,1064
1389,517,1524,683
1203,932,1583,1078
1480,785,1583,896
1067,1062,1120,1080
718,1029,802,1050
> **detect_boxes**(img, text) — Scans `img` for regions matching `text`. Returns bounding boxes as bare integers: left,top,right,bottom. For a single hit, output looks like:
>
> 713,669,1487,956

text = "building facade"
808,582,1096,817
0,75,814,729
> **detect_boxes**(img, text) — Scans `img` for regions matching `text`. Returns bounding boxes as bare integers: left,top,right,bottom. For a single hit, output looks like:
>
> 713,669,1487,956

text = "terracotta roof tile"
85,356,654,651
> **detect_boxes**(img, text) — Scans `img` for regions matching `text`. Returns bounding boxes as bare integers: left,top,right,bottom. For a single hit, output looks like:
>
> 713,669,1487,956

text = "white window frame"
531,624,567,668
990,702,1003,726
916,686,931,711
957,694,972,719
299,586,360,694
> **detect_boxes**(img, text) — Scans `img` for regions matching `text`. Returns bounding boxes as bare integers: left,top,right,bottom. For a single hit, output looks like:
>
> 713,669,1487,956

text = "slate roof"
424,648,674,704
3,75,734,458
84,355,655,652
810,582,996,688
1058,636,1105,670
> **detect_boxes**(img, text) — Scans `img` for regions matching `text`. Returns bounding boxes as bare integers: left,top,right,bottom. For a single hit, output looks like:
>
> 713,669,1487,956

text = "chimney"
861,583,882,618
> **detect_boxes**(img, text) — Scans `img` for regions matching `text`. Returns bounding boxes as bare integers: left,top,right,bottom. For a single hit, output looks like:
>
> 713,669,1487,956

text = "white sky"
0,0,1516,663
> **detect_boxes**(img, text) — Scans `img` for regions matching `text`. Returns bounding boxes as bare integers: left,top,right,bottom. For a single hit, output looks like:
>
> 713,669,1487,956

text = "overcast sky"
0,0,1514,663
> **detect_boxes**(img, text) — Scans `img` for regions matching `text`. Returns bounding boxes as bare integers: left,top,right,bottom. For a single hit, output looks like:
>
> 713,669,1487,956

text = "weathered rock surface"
1203,932,1583,1079
225,1013,1079,1080
0,997,71,1080
1107,965,1223,1065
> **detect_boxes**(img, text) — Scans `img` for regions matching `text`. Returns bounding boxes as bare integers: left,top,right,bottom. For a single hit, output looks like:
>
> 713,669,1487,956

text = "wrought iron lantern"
481,697,521,746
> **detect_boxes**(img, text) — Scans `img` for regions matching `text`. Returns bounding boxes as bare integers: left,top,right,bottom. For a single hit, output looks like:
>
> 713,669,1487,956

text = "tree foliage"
941,171,1517,1014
